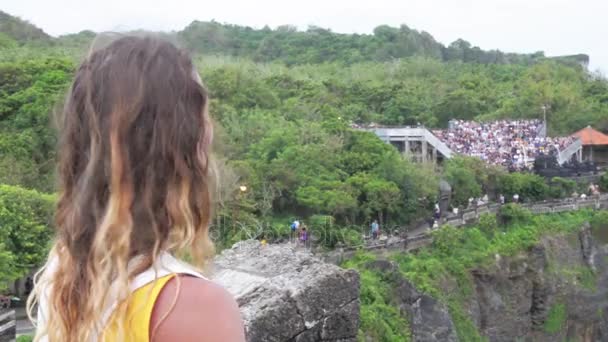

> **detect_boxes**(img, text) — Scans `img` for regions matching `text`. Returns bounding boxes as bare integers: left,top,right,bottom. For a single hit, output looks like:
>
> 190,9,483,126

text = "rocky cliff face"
210,226,608,342
211,241,360,342
366,260,459,342
460,224,608,342
370,224,608,342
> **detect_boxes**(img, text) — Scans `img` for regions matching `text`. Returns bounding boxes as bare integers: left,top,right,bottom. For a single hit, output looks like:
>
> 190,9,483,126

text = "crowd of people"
434,119,577,169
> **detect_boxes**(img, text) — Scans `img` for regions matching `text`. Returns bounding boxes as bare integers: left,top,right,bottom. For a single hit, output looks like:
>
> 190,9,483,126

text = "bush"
478,213,498,238
309,214,335,230
444,157,482,207
0,184,55,289
308,215,339,248
497,172,549,202
341,253,411,342
343,228,364,247
590,211,608,231
497,203,532,226
431,225,465,256
599,173,608,192
549,177,577,199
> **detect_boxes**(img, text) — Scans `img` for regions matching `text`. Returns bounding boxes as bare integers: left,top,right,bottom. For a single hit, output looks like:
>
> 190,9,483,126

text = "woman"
27,36,245,341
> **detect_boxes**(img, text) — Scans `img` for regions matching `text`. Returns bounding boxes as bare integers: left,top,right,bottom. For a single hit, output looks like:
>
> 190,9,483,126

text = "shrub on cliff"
497,172,549,202
590,211,608,231
599,173,608,192
549,177,578,198
0,184,55,289
342,252,411,342
497,203,532,226
392,209,594,340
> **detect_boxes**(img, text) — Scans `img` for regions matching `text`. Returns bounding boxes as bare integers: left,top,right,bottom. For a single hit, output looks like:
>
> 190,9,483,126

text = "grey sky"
3,0,608,73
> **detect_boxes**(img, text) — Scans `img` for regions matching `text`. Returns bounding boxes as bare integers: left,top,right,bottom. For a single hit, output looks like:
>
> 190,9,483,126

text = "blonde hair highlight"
27,35,214,341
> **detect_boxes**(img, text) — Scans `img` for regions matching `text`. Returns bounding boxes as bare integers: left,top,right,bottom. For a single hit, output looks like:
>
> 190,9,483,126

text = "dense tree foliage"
178,21,591,67
0,57,74,192
0,184,55,288
0,10,607,254
0,11,50,43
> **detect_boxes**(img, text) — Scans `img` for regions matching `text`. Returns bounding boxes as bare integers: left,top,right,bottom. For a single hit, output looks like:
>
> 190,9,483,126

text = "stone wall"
212,241,360,342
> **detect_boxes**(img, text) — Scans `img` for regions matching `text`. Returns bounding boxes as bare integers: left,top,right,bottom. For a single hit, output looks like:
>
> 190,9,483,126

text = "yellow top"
103,274,175,341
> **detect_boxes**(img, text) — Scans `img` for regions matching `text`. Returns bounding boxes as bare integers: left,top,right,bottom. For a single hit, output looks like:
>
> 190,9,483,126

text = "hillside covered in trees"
1,9,608,258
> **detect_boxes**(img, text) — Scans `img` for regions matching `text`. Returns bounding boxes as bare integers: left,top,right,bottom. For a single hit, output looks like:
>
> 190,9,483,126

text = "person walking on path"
299,227,309,249
290,219,300,243
371,220,380,240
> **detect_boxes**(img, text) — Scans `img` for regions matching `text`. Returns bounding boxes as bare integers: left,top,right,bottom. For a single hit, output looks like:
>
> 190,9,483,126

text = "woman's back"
28,36,244,342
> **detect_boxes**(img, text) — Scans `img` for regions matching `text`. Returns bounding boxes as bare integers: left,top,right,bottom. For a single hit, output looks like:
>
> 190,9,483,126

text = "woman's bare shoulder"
151,275,245,342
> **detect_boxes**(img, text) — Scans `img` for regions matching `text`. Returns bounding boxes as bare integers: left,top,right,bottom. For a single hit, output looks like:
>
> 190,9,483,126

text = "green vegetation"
1,9,608,341
575,267,596,291
344,209,604,340
395,209,596,340
342,253,411,342
0,57,74,192
16,335,34,342
497,172,549,202
178,21,567,66
544,302,567,334
0,11,49,43
0,184,55,288
1,10,608,285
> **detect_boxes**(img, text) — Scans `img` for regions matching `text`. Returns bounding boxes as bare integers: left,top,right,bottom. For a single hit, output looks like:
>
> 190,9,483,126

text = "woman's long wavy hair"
27,36,215,341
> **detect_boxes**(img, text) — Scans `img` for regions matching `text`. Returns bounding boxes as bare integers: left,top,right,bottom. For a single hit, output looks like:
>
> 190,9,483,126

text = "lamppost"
541,105,546,124
541,104,550,126
233,185,248,235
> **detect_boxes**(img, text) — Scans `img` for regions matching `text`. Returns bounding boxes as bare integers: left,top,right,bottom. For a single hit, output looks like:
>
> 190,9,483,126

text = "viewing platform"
357,121,583,167
357,125,452,163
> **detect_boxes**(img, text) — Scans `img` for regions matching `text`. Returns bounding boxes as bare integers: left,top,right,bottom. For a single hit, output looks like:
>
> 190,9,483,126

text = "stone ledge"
212,241,360,342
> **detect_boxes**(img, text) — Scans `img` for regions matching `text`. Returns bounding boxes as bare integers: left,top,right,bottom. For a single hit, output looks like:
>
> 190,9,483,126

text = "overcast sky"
3,0,607,73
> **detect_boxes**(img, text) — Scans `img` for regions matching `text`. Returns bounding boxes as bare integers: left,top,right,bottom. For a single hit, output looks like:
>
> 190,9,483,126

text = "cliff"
463,224,608,341
212,241,360,342
362,223,608,341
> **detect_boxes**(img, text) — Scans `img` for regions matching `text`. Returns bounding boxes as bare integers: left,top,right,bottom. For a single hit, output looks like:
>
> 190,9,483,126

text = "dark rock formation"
462,226,608,341
366,260,458,342
362,225,608,342
212,241,360,342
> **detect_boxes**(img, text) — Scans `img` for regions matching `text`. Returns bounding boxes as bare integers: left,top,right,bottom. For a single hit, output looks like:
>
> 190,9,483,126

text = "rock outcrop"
360,224,608,341
212,241,360,342
460,226,608,341
366,260,458,342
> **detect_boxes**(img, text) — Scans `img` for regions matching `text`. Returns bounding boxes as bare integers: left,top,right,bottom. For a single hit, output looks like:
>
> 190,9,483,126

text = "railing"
558,138,582,165
0,309,16,342
361,126,454,159
423,130,453,159
321,195,608,264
